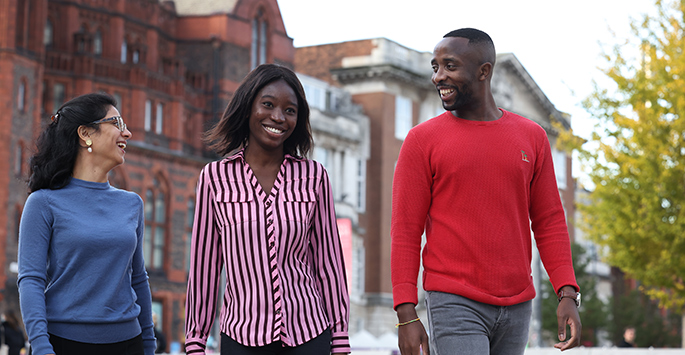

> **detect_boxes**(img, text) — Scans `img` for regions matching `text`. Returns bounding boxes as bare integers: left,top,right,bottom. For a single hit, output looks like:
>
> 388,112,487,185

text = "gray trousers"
426,291,532,355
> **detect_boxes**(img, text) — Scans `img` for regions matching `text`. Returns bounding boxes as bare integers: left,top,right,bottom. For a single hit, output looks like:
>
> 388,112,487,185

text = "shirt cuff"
185,338,207,355
331,330,350,354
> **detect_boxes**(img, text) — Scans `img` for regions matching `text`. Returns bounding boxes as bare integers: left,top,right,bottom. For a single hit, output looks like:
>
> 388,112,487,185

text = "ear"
77,125,95,142
478,62,493,81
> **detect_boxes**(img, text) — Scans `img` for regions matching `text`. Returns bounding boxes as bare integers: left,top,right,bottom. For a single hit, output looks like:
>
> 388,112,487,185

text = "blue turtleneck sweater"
18,178,156,355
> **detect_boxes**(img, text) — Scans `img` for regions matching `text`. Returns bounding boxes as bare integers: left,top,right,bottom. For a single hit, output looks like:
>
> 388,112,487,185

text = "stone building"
295,39,575,339
0,0,294,348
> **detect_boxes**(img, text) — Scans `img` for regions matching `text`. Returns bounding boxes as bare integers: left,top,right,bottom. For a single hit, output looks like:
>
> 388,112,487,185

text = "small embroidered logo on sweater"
521,150,530,162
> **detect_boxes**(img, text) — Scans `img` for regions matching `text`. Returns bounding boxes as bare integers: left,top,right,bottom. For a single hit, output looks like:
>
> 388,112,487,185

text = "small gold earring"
86,139,93,153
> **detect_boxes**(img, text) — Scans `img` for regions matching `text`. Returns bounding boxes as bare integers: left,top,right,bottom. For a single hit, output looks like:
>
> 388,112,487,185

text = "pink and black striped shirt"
185,149,350,354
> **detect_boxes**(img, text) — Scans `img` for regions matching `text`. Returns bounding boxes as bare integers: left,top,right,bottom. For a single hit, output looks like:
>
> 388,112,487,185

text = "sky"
277,0,658,179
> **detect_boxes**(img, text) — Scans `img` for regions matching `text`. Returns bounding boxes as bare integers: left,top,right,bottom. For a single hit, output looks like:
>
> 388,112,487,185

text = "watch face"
576,293,581,308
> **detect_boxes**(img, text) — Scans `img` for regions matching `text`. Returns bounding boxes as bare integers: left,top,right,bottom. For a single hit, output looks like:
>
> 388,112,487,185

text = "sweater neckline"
68,177,111,190
448,108,510,126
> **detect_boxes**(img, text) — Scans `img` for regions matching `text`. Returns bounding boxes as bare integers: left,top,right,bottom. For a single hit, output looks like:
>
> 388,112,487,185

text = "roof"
170,0,239,16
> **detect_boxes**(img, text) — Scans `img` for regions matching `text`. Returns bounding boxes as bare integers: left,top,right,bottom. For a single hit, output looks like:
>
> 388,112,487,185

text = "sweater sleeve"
310,167,350,353
131,198,157,355
185,167,223,354
17,192,55,355
529,134,579,293
391,130,433,309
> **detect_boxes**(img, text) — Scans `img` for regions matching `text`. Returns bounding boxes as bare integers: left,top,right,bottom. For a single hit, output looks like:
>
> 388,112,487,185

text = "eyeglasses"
92,115,127,132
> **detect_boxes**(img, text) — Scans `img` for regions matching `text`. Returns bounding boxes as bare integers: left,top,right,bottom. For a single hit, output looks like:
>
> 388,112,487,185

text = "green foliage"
572,0,685,312
541,243,609,346
610,289,682,347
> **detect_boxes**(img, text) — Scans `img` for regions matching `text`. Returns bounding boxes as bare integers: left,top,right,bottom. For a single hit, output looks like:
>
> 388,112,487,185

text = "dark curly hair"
204,63,312,158
28,92,116,193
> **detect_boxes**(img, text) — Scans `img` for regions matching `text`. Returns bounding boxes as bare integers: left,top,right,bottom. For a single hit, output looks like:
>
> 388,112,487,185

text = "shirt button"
267,219,273,225
275,309,281,314
269,242,275,248
266,200,272,206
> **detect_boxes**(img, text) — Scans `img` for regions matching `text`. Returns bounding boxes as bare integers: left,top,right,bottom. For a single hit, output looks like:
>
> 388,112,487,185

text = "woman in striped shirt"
185,64,350,355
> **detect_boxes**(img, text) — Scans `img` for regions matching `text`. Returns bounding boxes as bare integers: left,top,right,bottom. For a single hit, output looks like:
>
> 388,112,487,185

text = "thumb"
558,319,567,341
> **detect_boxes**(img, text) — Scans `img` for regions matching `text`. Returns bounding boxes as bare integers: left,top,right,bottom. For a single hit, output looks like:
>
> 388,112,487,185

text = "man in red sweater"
391,28,581,355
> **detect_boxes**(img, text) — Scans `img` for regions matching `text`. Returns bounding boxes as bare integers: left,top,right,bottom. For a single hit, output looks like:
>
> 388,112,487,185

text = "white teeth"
440,89,454,96
264,126,283,134
117,143,127,149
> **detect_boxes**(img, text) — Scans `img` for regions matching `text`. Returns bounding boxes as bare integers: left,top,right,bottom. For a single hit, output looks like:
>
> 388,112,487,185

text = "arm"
310,167,350,354
17,193,55,355
528,135,581,350
391,131,432,355
185,167,223,355
131,199,157,355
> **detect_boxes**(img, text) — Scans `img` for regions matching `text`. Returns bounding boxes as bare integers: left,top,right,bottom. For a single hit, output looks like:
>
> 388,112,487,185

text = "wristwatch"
557,289,581,308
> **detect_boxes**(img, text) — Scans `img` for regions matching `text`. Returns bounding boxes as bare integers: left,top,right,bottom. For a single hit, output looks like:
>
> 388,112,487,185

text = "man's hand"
553,286,582,351
396,303,429,355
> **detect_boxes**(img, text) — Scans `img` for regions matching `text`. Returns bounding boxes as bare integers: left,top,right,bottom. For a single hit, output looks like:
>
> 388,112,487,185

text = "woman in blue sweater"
18,92,156,355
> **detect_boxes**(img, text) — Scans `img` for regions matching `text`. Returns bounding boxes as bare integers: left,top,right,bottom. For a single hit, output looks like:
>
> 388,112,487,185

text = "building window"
121,38,127,64
144,178,167,270
133,50,140,64
144,99,152,131
186,198,195,272
357,159,366,212
113,92,122,111
94,30,102,56
155,102,163,134
251,9,267,69
352,238,365,299
395,95,413,140
53,83,65,112
552,148,567,190
43,19,53,47
14,144,23,176
17,80,26,112
302,83,325,111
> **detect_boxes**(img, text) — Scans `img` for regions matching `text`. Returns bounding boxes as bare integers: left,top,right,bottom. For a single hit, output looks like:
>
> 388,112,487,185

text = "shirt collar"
224,147,305,162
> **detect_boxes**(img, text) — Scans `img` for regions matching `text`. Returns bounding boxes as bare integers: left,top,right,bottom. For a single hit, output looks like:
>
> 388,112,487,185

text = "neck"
244,145,285,168
451,93,501,121
72,151,111,183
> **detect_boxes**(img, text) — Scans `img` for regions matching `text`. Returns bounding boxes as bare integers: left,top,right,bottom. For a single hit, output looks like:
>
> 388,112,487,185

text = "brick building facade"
0,0,294,348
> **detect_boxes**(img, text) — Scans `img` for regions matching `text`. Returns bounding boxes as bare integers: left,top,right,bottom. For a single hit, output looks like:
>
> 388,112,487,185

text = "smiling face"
246,79,298,156
89,105,131,169
431,37,483,112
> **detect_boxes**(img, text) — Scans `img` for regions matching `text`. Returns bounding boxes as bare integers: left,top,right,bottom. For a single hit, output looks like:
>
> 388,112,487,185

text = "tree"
560,0,685,313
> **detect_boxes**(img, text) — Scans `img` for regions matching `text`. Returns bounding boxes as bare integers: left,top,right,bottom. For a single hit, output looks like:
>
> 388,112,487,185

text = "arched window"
44,19,53,47
250,9,268,69
144,177,167,270
186,197,195,271
17,79,26,112
94,30,102,56
121,38,128,63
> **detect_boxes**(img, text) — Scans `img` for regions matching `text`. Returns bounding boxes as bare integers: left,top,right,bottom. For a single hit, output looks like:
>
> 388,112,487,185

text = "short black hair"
443,28,496,65
205,64,312,158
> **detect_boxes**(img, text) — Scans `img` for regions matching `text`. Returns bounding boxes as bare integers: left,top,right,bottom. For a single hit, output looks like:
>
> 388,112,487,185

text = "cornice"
330,64,433,90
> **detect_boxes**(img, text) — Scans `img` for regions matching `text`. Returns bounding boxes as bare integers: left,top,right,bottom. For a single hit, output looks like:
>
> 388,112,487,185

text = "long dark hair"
28,92,117,193
204,64,312,157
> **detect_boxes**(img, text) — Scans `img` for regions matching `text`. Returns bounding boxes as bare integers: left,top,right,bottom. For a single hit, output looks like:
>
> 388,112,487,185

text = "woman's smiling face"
247,79,298,155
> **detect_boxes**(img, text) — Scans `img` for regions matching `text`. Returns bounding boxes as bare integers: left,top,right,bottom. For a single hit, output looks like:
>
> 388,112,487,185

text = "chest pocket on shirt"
281,189,317,223
214,187,255,225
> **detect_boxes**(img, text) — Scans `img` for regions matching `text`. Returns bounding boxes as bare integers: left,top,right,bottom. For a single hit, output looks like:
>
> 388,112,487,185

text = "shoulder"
409,111,452,136
109,187,144,208
288,158,327,178
504,110,548,136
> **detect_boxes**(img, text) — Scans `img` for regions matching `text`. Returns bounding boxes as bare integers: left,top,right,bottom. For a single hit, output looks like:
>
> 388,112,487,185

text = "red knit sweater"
391,109,578,308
